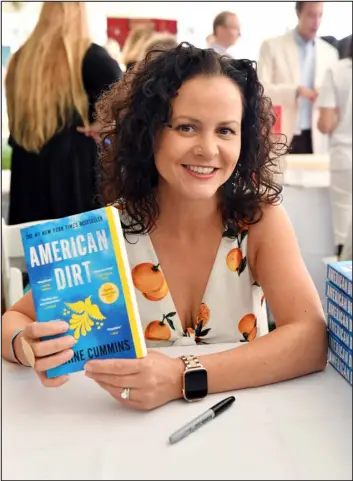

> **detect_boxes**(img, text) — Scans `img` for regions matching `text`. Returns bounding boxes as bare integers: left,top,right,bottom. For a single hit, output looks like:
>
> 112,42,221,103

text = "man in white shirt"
209,11,241,56
257,2,338,154
317,44,352,257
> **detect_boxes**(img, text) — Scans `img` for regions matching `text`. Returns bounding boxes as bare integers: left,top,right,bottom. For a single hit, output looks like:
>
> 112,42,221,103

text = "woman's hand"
84,350,184,410
76,122,103,142
14,321,75,387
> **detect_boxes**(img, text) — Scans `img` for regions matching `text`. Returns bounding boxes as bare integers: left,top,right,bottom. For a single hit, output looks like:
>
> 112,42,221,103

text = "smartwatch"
180,354,208,402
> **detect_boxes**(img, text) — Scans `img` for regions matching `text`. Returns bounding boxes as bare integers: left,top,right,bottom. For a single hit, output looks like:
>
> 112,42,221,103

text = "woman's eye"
218,127,235,136
176,124,196,133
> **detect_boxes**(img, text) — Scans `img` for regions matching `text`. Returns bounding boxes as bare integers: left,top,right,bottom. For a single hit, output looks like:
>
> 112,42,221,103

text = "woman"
5,2,122,225
317,41,352,258
121,25,154,71
2,44,327,410
138,32,178,60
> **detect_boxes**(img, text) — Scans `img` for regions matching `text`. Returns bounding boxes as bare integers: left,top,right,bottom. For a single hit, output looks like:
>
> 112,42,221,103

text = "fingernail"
84,364,92,371
59,322,69,330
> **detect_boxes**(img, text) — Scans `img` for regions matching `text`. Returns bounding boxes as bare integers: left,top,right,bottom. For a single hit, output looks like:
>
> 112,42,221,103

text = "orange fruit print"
132,263,169,301
238,313,257,342
226,248,247,275
144,312,176,341
196,303,210,328
144,321,170,341
143,280,169,301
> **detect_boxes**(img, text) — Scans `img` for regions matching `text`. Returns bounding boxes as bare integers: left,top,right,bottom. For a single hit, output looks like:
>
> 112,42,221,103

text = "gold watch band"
180,354,203,370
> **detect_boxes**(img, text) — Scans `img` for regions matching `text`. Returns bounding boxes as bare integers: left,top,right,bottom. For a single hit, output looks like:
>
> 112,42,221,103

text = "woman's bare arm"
2,291,37,364
197,205,327,393
317,107,339,134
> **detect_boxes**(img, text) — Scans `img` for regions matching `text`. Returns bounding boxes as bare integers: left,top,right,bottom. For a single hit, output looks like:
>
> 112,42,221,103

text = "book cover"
20,206,147,378
328,332,352,369
326,281,352,316
327,261,352,298
327,315,352,351
328,349,352,386
326,298,352,333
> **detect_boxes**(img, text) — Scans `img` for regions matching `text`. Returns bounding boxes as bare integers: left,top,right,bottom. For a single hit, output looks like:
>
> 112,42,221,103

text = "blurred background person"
105,37,123,68
339,34,352,59
205,33,216,48
258,1,338,154
5,1,122,225
121,24,154,70
317,40,352,258
138,32,178,60
321,35,338,50
209,11,241,56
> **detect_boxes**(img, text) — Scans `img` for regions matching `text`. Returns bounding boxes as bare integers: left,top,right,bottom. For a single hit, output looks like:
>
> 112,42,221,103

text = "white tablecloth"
2,343,352,480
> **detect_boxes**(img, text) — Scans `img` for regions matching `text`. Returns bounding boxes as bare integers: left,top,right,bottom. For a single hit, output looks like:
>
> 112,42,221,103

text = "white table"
2,343,352,480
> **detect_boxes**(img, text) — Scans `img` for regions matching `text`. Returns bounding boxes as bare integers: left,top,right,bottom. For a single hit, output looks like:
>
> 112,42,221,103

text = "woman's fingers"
84,358,142,376
85,371,141,389
34,349,74,372
37,371,70,388
25,320,69,340
32,335,76,358
94,381,141,407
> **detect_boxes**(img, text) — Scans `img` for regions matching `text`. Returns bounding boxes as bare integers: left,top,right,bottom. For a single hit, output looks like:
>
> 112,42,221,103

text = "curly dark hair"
96,42,287,237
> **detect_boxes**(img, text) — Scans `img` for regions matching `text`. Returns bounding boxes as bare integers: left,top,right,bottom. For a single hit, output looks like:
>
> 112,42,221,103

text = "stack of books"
326,260,352,385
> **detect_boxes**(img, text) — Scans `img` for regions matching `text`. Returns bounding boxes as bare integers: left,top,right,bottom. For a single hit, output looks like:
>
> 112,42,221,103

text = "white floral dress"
122,216,269,348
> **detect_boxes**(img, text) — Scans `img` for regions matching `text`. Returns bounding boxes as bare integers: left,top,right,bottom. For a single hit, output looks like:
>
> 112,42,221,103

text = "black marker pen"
169,396,236,444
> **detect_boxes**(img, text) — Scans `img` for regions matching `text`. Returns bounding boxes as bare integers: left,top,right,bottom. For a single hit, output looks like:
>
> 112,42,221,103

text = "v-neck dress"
122,217,268,348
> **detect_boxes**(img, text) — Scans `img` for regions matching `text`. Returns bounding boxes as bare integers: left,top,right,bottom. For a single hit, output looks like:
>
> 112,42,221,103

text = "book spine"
328,333,352,369
327,265,352,297
105,207,145,358
326,281,352,316
327,315,353,350
327,299,352,332
328,349,353,385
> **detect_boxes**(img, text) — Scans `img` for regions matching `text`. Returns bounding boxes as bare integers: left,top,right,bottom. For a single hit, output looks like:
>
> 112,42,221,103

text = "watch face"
184,368,208,401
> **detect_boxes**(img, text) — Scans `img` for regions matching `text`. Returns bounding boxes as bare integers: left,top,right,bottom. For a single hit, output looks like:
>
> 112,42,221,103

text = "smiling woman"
2,43,328,411
97,43,285,234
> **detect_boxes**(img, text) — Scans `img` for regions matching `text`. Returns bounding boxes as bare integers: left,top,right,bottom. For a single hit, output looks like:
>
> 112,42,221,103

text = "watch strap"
180,354,204,370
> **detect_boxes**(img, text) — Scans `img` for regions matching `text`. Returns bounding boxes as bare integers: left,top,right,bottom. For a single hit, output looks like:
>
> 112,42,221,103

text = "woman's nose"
197,134,219,160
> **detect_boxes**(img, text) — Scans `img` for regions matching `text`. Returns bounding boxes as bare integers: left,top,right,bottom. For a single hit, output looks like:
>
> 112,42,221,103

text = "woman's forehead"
171,75,242,119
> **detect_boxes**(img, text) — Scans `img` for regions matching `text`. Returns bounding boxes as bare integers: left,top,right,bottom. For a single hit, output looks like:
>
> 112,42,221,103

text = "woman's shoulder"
247,204,288,259
83,43,112,64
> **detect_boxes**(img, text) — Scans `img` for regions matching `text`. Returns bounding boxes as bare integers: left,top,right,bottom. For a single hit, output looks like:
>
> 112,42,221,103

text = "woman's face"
154,74,242,201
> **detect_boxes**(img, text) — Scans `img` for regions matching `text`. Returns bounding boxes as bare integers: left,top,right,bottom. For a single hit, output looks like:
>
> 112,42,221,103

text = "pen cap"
211,396,235,417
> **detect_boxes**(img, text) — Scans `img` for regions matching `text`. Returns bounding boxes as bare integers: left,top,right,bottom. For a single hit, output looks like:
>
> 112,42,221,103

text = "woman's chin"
179,185,219,201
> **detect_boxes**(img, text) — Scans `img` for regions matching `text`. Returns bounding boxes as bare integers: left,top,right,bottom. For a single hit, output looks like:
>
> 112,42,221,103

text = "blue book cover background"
327,260,352,297
21,208,142,378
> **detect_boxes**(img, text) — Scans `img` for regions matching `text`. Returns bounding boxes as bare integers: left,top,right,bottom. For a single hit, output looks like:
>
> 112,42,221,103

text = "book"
20,206,147,378
327,315,353,351
328,333,352,369
328,349,352,386
326,281,352,316
327,261,352,298
327,298,352,333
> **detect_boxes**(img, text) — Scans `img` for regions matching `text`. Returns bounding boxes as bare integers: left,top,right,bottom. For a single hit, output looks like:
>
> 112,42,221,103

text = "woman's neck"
154,184,223,239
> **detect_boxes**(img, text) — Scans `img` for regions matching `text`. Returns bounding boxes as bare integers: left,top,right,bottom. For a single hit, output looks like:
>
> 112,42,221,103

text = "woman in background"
5,1,122,225
317,40,352,258
138,32,178,60
121,25,154,70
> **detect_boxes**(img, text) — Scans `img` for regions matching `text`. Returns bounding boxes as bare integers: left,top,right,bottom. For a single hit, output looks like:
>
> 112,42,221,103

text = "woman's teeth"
185,165,215,174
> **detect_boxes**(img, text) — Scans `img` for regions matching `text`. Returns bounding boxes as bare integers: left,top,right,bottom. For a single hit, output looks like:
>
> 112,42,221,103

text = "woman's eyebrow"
172,115,240,126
